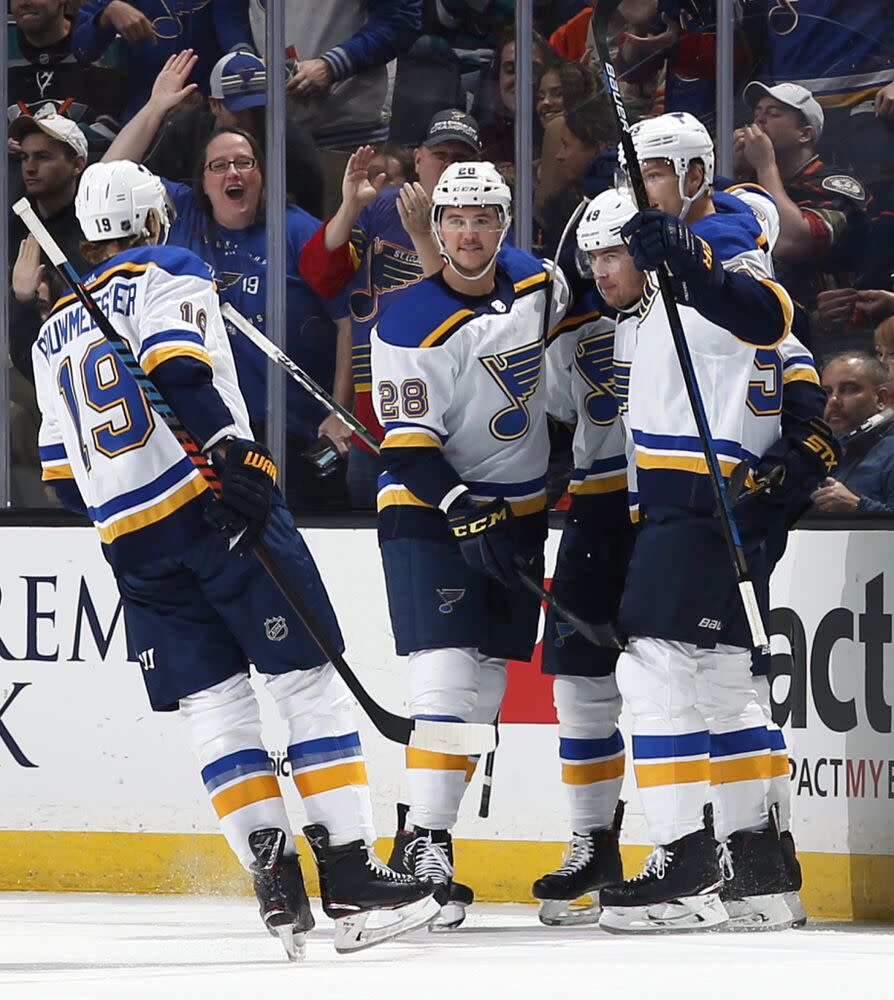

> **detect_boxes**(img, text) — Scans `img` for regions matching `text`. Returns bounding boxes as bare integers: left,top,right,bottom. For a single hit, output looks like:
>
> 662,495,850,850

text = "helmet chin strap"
677,166,709,222
433,219,510,283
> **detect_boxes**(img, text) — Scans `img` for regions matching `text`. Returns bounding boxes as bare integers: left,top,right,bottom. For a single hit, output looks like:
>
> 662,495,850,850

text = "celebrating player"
32,160,437,959
593,113,835,933
370,161,566,928
532,190,641,926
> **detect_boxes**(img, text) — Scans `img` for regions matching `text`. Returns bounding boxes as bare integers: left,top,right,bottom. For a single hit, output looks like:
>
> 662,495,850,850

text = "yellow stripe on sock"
710,753,774,785
210,775,282,819
293,760,368,797
561,755,626,785
770,753,790,778
634,758,710,788
405,747,471,771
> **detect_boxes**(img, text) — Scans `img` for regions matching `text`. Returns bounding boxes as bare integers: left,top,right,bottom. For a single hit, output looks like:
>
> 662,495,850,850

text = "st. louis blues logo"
554,622,578,647
574,332,617,426
481,339,544,440
437,588,466,614
350,240,423,321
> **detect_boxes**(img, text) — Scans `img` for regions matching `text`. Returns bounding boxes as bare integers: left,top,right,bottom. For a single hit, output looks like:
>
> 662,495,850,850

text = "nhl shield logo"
264,616,288,641
437,588,466,614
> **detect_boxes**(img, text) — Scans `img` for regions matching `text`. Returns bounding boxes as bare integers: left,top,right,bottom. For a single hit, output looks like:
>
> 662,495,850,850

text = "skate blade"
785,891,807,928
428,901,467,932
276,925,307,962
599,893,729,934
723,894,793,931
538,894,601,927
333,894,440,953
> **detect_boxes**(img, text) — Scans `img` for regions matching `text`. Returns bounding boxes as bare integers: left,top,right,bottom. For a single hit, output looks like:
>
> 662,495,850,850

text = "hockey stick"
593,0,768,648
220,303,381,453
221,302,622,651
14,198,495,757
478,712,498,818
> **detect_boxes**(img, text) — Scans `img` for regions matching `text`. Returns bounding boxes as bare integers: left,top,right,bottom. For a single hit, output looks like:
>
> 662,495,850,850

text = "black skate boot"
388,803,474,932
248,828,315,961
303,823,438,953
780,829,806,927
599,827,728,934
400,823,472,931
718,816,793,931
532,802,624,926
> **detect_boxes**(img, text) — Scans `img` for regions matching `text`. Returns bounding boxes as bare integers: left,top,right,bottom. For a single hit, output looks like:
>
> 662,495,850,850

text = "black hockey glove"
204,438,278,551
751,417,840,507
621,208,723,298
446,495,516,590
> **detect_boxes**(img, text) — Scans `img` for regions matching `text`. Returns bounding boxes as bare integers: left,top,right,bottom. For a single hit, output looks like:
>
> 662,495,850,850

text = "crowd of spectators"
5,1,894,515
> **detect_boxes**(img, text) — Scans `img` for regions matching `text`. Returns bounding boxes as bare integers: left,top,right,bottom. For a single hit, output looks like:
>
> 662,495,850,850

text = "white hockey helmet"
431,161,513,278
619,112,714,219
76,160,172,244
576,189,638,252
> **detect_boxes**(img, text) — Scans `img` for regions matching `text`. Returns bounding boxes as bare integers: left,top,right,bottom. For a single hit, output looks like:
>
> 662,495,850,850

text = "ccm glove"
446,495,516,589
204,438,278,550
620,208,723,296
754,417,841,506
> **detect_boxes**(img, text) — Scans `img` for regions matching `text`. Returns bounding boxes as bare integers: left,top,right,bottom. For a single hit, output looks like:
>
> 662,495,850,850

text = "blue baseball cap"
209,51,266,113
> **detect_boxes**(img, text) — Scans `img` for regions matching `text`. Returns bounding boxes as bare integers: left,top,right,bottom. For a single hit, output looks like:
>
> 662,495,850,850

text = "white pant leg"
405,646,482,830
696,646,770,841
754,675,791,831
554,674,624,833
264,664,375,847
616,637,710,846
180,673,292,870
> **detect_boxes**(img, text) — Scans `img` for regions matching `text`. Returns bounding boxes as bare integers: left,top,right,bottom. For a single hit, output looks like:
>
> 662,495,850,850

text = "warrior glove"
621,208,723,300
446,495,516,590
204,438,278,551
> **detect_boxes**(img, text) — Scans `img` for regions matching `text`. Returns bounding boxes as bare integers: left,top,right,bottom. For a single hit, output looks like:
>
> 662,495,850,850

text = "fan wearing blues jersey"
33,160,436,959
370,161,568,930
592,113,836,934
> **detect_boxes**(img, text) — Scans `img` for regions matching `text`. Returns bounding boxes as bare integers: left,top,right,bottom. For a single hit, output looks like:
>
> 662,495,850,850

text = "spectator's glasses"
440,216,503,234
205,156,257,174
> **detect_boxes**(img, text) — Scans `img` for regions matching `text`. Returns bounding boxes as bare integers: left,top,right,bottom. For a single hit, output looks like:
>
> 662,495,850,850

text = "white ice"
0,894,890,1000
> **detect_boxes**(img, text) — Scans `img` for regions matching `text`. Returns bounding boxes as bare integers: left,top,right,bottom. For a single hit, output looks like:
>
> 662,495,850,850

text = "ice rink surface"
0,893,890,1000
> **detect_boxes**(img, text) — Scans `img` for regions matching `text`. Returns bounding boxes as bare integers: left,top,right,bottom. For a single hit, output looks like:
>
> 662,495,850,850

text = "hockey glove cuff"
753,417,840,507
204,438,278,551
446,495,516,590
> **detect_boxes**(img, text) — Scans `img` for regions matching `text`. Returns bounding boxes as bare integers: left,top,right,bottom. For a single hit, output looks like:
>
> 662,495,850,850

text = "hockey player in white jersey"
370,161,566,929
590,113,837,933
531,191,642,926
33,160,437,959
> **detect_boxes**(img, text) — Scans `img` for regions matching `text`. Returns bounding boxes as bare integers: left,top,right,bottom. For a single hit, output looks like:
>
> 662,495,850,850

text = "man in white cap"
734,81,870,334
9,113,89,275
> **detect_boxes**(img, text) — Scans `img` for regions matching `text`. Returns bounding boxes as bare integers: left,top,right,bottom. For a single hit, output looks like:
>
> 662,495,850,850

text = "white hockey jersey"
544,289,627,499
370,246,568,535
34,244,251,570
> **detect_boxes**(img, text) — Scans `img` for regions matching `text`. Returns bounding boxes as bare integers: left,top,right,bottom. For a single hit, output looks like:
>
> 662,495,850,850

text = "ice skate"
780,830,806,927
598,828,728,934
389,804,474,932
303,823,438,953
532,802,624,926
717,816,793,931
248,828,314,961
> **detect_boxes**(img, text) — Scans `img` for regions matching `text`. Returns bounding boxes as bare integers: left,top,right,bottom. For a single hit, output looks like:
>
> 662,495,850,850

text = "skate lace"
717,841,735,881
404,836,454,885
554,833,595,876
631,845,670,882
365,849,416,884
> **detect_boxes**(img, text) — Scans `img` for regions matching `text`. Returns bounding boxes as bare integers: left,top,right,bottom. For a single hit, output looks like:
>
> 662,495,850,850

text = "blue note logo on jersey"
350,240,423,322
554,622,577,647
574,332,617,426
437,588,466,614
481,339,544,440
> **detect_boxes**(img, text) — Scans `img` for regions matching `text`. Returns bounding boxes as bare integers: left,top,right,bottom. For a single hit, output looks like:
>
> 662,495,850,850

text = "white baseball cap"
10,112,89,158
743,81,824,140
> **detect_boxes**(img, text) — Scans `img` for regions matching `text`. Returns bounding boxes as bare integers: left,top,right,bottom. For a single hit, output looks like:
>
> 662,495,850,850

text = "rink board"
0,524,892,921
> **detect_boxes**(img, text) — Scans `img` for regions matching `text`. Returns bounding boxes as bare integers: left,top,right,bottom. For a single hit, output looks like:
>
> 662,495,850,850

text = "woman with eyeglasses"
102,51,350,512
